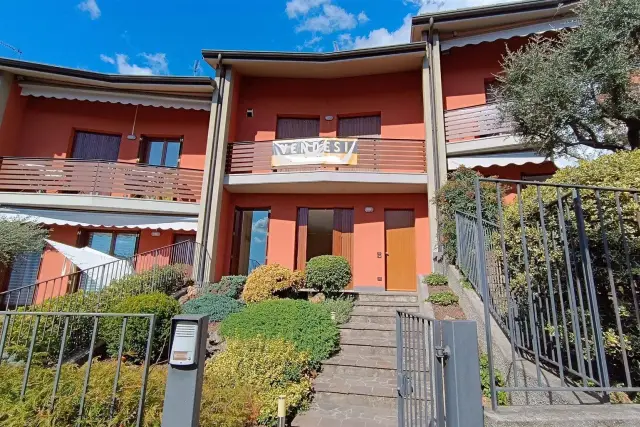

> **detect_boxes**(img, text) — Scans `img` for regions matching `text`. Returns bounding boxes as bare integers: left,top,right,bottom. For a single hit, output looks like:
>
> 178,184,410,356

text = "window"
338,115,381,138
172,234,196,265
230,209,270,275
4,251,42,306
87,231,139,259
140,138,182,167
72,131,121,161
484,79,501,104
276,118,320,139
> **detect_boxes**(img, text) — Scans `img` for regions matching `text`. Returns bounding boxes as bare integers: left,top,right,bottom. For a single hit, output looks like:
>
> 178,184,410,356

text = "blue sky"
0,0,509,77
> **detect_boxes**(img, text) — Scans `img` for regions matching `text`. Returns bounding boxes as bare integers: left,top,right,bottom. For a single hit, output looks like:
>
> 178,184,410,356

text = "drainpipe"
198,55,227,283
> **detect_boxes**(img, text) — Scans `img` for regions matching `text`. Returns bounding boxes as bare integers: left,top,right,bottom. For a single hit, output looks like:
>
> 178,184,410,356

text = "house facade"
0,0,577,296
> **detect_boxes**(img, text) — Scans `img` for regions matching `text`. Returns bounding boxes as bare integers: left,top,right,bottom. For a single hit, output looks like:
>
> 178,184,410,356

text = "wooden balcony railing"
0,157,204,202
226,138,426,174
444,103,513,143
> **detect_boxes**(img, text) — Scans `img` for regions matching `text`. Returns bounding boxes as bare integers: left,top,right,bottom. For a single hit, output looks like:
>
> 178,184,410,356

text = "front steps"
292,292,418,427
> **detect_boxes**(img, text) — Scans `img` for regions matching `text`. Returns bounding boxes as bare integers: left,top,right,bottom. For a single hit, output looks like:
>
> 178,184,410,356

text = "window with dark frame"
86,231,139,259
276,117,320,139
337,115,382,138
140,137,183,168
230,209,270,276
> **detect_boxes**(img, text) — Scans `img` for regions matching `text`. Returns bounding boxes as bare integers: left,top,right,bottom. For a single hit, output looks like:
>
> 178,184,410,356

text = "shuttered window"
6,251,42,306
276,118,320,139
338,115,381,138
72,131,122,161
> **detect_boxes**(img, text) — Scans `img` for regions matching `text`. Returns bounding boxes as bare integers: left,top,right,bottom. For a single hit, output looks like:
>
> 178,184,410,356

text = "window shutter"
296,208,309,270
276,118,320,139
337,115,381,138
6,251,42,306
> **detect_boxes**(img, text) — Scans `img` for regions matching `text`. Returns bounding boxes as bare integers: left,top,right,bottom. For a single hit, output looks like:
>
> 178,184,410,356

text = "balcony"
0,157,204,208
444,103,514,142
224,138,428,194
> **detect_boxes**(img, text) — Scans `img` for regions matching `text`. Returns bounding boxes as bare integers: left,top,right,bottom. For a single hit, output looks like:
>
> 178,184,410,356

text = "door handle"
385,252,389,256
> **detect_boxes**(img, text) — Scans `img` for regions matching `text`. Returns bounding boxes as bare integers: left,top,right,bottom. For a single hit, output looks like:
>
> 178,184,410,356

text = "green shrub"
435,167,502,263
423,273,448,286
100,292,181,363
0,360,167,426
427,291,459,306
479,354,509,406
289,270,306,291
207,275,247,299
199,381,261,427
241,264,293,303
321,297,354,324
206,337,312,426
182,294,244,322
219,299,339,368
0,219,48,267
305,255,352,293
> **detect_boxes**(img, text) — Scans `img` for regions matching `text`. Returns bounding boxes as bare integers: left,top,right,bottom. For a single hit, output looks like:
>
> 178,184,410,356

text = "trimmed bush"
182,294,245,322
305,255,351,293
206,337,312,426
219,299,339,368
289,270,306,291
207,275,247,299
427,291,459,306
100,292,181,363
241,264,293,303
321,296,354,324
423,273,448,286
0,360,167,426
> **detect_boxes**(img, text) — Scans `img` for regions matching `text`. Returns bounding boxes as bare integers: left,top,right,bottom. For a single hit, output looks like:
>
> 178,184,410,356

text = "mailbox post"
161,314,209,427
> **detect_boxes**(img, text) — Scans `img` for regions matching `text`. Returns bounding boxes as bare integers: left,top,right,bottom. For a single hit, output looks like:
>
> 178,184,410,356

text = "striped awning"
447,151,551,169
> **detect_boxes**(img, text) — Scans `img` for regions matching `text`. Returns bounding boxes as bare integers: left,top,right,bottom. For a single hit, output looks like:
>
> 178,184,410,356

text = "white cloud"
253,236,266,244
296,3,358,34
99,54,115,65
340,14,413,49
140,52,169,75
406,0,514,14
297,36,323,50
77,0,101,19
357,11,369,24
252,217,269,234
286,0,329,18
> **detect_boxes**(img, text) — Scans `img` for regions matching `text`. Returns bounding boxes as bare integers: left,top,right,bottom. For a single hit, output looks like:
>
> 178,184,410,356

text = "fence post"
455,214,461,269
441,320,484,427
161,314,209,427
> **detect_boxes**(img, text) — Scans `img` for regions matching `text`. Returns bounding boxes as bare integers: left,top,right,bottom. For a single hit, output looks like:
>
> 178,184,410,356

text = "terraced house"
0,0,575,299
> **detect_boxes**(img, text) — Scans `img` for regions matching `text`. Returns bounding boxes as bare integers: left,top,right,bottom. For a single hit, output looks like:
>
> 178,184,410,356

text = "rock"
178,285,201,304
206,323,226,358
309,293,326,304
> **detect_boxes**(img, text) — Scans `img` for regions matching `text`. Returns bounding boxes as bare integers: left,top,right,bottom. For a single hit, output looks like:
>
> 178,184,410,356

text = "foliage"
479,354,509,406
0,360,167,426
305,255,352,293
206,337,312,426
500,151,640,388
206,275,247,299
423,273,448,286
0,219,48,267
289,270,306,291
182,294,245,322
100,292,181,363
199,381,261,427
435,167,502,263
321,296,355,324
495,0,640,155
427,291,459,306
241,264,293,303
219,299,339,368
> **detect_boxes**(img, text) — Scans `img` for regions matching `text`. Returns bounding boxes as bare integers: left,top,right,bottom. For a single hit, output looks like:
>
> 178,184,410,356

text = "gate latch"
434,345,450,360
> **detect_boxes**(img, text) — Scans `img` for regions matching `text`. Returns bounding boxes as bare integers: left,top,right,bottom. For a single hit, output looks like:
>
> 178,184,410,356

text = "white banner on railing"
271,138,358,167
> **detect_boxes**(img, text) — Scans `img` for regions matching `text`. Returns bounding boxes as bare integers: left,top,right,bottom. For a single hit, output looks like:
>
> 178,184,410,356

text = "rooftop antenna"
192,60,201,76
0,41,22,58
333,41,340,52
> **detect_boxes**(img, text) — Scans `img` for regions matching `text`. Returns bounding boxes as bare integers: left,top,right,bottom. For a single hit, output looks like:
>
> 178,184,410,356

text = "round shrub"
207,275,247,299
182,294,245,322
205,337,312,426
219,299,339,368
100,292,181,363
423,273,448,286
305,255,351,293
241,264,293,303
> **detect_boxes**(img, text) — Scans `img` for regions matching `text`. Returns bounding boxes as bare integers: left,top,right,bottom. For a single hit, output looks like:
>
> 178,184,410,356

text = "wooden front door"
385,210,416,291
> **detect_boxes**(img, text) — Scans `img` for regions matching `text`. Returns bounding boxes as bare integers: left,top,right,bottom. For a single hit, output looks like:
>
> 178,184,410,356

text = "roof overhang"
202,43,426,78
0,57,214,97
411,0,579,42
0,207,198,231
447,151,552,170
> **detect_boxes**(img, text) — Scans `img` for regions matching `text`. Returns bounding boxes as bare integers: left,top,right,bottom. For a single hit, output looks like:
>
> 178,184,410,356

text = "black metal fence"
0,311,158,426
0,240,211,312
468,177,640,408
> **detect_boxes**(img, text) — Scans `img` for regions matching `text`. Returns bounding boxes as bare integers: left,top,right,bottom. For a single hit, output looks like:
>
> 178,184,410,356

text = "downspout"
198,55,227,283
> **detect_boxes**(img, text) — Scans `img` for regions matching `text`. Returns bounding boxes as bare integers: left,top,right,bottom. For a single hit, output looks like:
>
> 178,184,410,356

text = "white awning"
441,18,578,51
0,207,198,231
447,151,551,169
20,82,211,111
46,239,119,270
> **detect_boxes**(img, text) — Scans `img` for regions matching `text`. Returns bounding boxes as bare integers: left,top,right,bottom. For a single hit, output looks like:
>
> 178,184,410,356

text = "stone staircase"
292,292,419,427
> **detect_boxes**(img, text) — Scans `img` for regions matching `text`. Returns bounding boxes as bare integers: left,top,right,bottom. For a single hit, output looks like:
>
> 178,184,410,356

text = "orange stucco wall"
0,86,209,169
231,71,425,142
215,193,430,289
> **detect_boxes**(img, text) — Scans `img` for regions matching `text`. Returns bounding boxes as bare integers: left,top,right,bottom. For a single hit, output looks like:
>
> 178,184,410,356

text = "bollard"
277,395,286,427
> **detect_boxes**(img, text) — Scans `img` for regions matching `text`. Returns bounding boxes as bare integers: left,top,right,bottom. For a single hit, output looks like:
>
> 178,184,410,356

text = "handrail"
229,136,426,144
0,156,204,172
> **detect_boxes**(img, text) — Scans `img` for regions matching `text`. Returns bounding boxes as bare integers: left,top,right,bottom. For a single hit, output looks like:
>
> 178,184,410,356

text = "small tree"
495,0,640,157
0,219,48,267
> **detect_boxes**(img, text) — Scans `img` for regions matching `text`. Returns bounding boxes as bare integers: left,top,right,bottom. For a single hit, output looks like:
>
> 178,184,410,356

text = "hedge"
206,275,247,299
305,255,352,293
321,296,354,324
182,294,245,322
241,264,294,303
219,299,339,368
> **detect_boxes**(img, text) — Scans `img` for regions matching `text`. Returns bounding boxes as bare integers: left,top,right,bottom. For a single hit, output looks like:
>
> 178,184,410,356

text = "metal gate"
396,311,484,427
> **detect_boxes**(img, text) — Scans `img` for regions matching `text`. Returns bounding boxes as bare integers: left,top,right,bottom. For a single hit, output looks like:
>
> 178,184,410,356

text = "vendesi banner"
272,138,358,167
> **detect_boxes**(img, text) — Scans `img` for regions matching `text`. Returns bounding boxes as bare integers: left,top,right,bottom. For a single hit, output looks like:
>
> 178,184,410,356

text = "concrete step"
339,322,395,331
340,326,395,341
353,301,419,314
322,353,397,379
356,292,418,303
313,374,397,409
340,336,397,356
349,312,396,325
292,397,397,427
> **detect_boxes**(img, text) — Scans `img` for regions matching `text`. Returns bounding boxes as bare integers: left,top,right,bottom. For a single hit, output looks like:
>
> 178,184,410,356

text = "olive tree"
0,219,48,267
495,0,640,157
